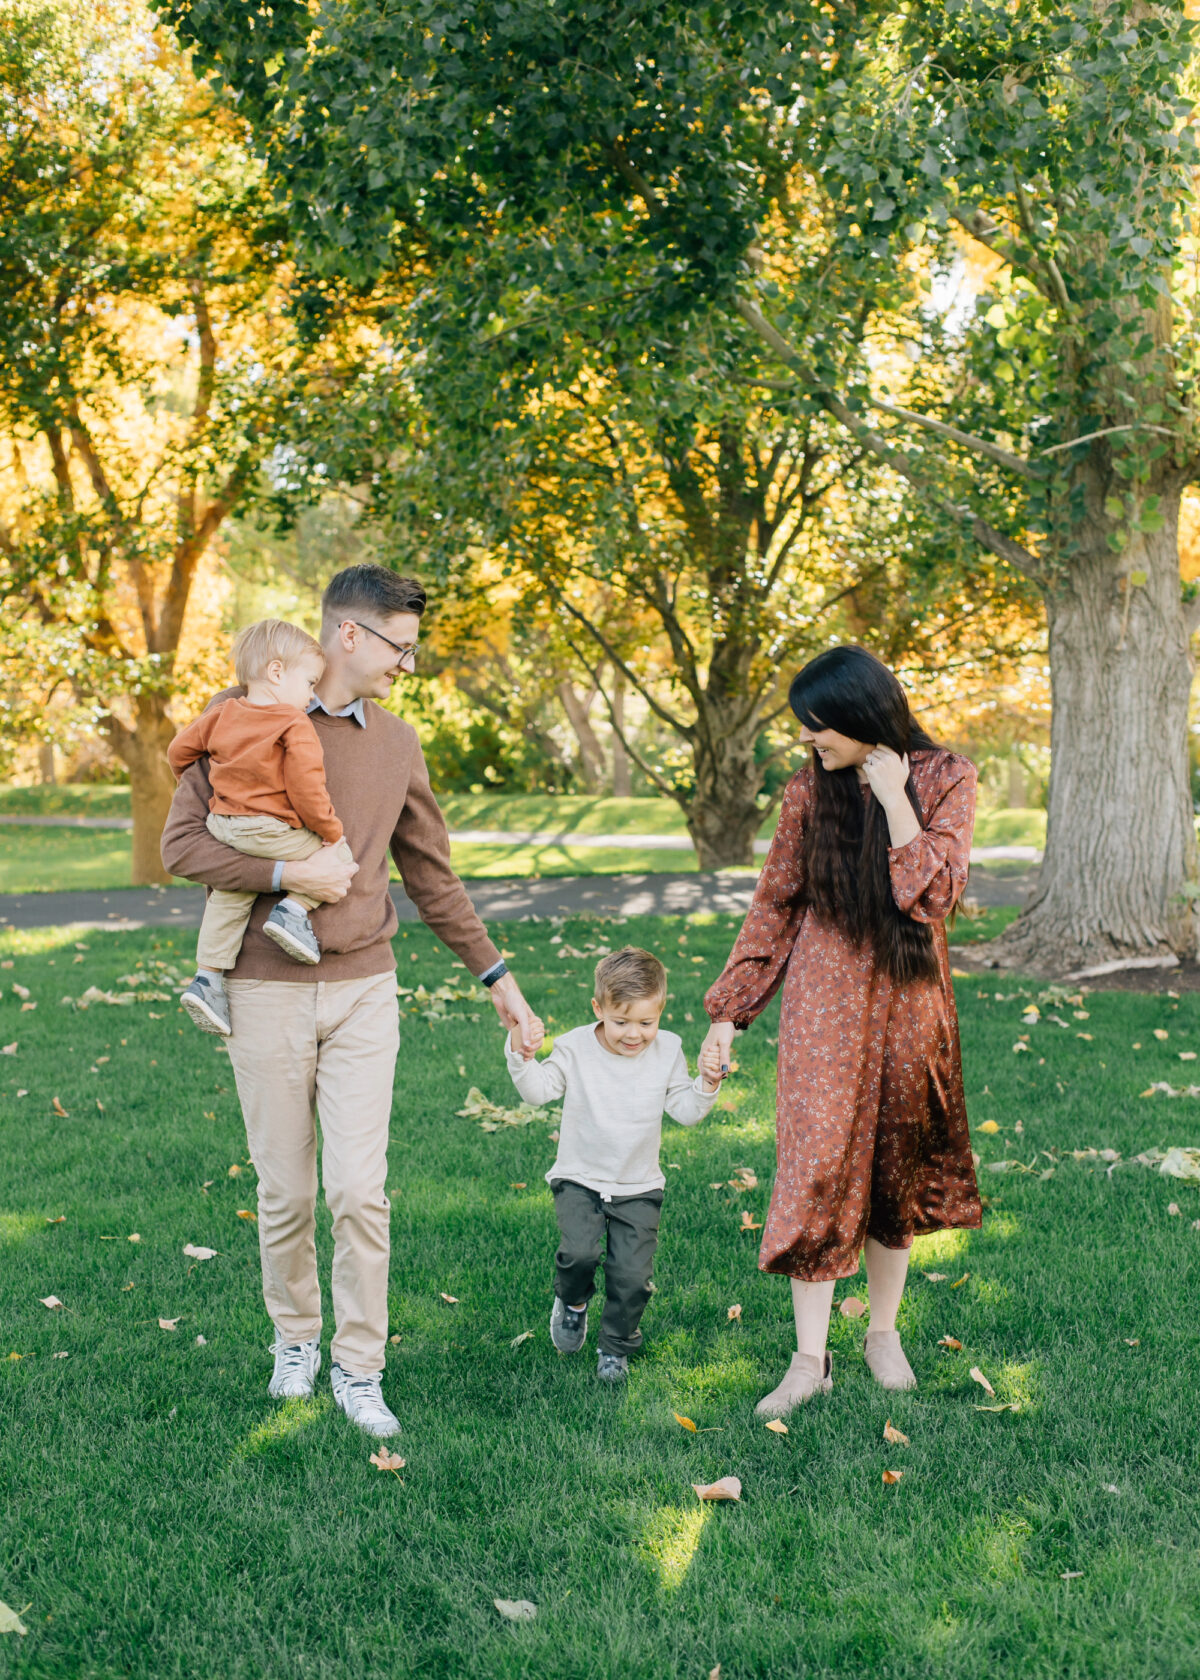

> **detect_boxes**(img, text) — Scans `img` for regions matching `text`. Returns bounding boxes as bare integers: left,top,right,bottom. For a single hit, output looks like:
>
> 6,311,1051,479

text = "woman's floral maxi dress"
704,749,982,1281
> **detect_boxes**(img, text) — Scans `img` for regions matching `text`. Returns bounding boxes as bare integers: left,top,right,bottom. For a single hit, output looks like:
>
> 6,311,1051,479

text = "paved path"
0,866,1036,932
0,811,1041,865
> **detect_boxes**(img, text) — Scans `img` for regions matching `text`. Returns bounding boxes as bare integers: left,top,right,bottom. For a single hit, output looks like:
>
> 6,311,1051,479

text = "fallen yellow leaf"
951,1273,971,1289
45,1216,65,1225
977,1120,1000,1135
510,1330,534,1348
236,1210,257,1222
0,1600,29,1636
182,1244,217,1260
439,1292,459,1305
969,1365,995,1397
692,1477,742,1502
839,1296,867,1319
38,1296,63,1310
1154,1028,1169,1041
51,1097,68,1117
369,1448,406,1472
739,1211,762,1231
494,1598,537,1621
882,1469,904,1485
128,1233,141,1243
727,1303,743,1322
764,1419,788,1436
923,1271,947,1282
673,1411,698,1432
883,1419,910,1446
158,1317,180,1331
938,1335,963,1351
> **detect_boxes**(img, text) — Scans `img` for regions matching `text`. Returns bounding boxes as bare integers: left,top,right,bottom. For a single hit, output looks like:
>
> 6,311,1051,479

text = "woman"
702,645,981,1417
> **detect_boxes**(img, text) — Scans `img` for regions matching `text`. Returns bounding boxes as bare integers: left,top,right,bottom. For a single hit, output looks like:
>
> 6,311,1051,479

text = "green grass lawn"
1,914,1198,1678
0,786,1047,895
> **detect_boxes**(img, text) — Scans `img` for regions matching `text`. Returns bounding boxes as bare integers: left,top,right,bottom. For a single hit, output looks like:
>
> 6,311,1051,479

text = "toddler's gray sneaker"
263,902,320,965
180,973,231,1036
550,1297,588,1354
597,1351,629,1383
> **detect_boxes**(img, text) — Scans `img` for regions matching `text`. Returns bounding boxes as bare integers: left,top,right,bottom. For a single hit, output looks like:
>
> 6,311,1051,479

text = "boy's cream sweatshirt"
504,1023,717,1200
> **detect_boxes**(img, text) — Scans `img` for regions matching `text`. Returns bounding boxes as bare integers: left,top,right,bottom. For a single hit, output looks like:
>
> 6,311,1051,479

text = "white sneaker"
330,1363,400,1438
268,1333,321,1399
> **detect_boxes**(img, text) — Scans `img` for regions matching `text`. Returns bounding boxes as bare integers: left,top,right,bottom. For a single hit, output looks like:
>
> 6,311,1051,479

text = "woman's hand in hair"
861,747,921,848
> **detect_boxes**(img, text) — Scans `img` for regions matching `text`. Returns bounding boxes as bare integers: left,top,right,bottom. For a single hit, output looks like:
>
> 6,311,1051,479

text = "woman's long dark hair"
789,646,940,985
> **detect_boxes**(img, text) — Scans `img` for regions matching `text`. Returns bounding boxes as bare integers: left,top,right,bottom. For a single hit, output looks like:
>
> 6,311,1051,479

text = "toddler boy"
505,946,723,1382
168,618,355,1036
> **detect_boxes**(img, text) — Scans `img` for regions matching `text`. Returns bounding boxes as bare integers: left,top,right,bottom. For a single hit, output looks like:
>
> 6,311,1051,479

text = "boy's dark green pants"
550,1178,663,1357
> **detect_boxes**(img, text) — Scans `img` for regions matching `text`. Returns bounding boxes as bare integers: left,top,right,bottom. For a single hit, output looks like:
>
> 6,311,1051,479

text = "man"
161,565,537,1437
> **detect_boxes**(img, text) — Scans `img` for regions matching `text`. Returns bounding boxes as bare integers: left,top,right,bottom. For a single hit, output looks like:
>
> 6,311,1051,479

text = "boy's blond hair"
593,946,668,1008
232,619,325,688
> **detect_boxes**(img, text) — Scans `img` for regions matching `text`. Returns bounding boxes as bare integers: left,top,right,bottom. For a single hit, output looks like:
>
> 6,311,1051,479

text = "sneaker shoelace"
341,1374,393,1422
273,1340,316,1380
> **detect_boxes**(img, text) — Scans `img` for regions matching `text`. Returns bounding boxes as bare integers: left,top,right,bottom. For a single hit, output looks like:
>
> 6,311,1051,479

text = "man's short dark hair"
321,565,427,627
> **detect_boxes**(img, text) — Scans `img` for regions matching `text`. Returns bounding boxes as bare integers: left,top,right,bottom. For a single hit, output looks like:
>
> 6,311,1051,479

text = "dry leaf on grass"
120,1282,135,1292
883,1420,910,1446
969,1366,995,1397
389,1333,402,1344
195,1335,207,1346
975,1402,1021,1413
50,1097,68,1117
1124,1338,1140,1346
45,1216,65,1225
182,1244,217,1261
509,1183,527,1190
1167,1203,1181,1216
881,1469,904,1485
709,1667,722,1680
52,1351,68,1360
764,1419,788,1436
839,1297,867,1319
494,1598,537,1621
673,1411,698,1432
692,1477,741,1502
236,1210,256,1222
510,1331,534,1348
1154,1028,1169,1041
1060,1571,1083,1581
227,1164,243,1177
1,1043,15,1056
158,1317,180,1332
38,1296,63,1310
977,1120,1000,1135
369,1448,406,1473
730,1167,758,1190
439,1292,460,1305
923,1272,947,1282
128,1233,141,1243
938,1335,964,1351
951,1273,971,1289
727,1304,742,1322
0,1601,29,1637
739,1211,762,1231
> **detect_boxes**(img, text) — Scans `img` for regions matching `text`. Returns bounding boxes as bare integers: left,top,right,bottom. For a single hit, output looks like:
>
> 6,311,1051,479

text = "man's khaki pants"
224,972,399,1374
197,812,355,971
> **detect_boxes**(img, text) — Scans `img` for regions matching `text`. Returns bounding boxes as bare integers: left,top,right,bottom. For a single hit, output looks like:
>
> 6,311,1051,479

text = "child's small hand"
512,1016,545,1060
698,1041,725,1091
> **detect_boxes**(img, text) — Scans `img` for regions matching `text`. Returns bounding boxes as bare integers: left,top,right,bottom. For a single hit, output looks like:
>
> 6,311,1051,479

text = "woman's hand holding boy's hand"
700,1020,736,1086
698,1039,726,1093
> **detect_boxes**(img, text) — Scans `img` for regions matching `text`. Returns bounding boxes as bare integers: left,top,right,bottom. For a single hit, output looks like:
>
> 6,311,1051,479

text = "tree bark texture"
999,484,1198,969
107,694,177,886
686,702,764,870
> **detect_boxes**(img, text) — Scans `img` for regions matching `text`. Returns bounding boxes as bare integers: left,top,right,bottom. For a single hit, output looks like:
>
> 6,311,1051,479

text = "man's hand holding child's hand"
698,1040,726,1093
511,1015,546,1061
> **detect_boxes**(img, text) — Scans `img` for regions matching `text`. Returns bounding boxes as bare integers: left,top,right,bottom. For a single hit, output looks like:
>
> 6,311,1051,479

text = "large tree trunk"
686,708,765,869
107,694,177,886
997,486,1198,971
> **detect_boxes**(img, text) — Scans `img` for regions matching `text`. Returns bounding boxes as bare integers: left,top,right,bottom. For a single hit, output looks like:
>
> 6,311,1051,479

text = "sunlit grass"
637,1504,711,1592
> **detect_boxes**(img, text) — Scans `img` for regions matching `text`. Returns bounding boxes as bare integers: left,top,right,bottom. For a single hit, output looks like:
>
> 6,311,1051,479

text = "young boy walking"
168,619,355,1035
505,947,723,1382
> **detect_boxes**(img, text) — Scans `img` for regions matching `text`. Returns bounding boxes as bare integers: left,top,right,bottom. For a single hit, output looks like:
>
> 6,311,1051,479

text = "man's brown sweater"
160,691,502,983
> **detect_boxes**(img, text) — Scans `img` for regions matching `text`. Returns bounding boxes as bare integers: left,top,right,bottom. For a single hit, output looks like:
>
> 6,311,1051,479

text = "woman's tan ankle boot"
754,1351,833,1418
863,1329,916,1390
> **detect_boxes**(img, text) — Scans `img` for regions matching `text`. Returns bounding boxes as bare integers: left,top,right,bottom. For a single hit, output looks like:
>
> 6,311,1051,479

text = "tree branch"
866,397,1032,476
561,629,683,805
608,141,667,218
548,583,694,737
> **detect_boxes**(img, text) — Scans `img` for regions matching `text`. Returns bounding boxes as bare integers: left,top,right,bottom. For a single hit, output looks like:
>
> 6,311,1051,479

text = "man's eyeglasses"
342,621,419,664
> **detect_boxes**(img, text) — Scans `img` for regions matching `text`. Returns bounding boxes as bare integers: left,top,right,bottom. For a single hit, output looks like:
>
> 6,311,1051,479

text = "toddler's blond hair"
593,946,668,1008
232,619,325,688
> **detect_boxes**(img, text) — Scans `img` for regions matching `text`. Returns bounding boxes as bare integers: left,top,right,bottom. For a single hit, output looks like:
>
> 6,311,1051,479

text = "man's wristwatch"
479,960,508,988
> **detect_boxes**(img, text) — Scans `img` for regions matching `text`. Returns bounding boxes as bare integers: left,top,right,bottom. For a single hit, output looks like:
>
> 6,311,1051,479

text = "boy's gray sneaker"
597,1351,629,1383
263,902,320,965
268,1332,321,1399
550,1297,588,1354
180,974,231,1036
